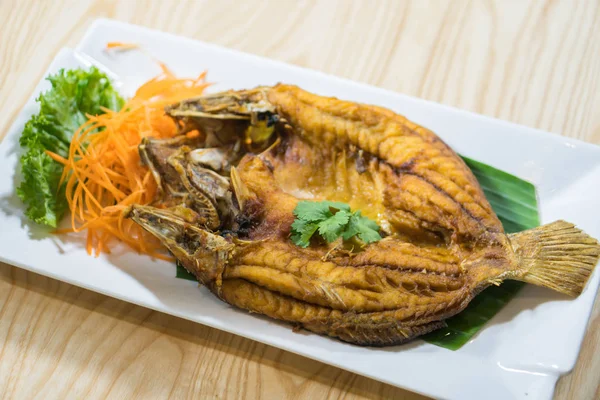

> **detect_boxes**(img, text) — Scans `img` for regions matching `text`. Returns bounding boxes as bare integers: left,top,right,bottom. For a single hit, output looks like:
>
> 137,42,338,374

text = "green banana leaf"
421,157,539,350
176,260,197,281
175,156,540,350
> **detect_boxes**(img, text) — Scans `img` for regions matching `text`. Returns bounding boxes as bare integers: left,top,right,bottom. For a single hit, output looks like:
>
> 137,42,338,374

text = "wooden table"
1,0,599,399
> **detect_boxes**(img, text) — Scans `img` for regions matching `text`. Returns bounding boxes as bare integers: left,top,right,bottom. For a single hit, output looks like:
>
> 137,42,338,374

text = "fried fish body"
127,85,600,346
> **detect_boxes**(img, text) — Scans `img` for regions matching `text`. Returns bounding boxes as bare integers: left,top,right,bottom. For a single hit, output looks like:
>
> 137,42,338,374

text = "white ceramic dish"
1,19,599,400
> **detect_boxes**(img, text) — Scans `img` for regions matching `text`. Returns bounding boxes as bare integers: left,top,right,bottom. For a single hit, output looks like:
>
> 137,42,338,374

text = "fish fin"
230,166,255,212
509,220,600,296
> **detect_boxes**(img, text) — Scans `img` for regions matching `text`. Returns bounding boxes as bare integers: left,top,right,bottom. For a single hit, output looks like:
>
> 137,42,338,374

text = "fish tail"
508,221,600,296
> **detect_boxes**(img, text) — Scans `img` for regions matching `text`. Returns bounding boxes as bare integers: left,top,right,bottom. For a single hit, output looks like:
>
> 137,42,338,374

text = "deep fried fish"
127,85,600,346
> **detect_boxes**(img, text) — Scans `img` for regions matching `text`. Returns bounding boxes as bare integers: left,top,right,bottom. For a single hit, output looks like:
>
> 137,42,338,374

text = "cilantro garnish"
291,200,381,248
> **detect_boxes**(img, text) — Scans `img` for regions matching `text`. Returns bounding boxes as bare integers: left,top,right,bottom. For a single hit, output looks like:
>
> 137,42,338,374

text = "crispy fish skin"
128,85,600,346
267,85,502,241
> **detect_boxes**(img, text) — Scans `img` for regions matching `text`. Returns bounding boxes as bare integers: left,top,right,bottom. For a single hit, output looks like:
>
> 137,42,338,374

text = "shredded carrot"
57,66,210,258
45,150,68,165
106,42,139,51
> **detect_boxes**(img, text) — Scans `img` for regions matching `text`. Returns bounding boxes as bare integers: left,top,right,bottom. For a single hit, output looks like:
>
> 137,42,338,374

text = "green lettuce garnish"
17,67,124,227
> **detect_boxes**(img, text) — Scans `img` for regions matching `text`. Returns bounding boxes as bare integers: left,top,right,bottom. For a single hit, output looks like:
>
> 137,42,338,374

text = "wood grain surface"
1,0,599,399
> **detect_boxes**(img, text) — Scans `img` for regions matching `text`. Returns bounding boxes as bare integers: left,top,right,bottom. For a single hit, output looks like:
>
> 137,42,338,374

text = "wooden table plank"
1,0,599,399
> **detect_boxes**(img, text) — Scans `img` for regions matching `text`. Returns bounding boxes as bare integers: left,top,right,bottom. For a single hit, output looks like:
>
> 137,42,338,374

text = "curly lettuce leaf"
17,67,124,227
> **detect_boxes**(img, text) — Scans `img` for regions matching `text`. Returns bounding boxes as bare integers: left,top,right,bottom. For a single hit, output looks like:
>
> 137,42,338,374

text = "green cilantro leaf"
290,218,320,248
291,201,381,247
293,200,351,222
343,210,382,243
317,209,351,242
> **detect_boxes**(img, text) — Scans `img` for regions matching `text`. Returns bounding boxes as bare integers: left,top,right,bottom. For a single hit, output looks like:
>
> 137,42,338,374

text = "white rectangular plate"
1,19,599,400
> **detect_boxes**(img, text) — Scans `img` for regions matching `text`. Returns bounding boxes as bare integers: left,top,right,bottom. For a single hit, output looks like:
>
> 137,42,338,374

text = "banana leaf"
176,259,197,281
421,157,539,350
174,156,540,350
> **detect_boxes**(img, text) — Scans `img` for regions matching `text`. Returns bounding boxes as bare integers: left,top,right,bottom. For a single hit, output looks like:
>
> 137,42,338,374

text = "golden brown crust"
220,278,450,346
267,84,503,241
227,239,467,314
